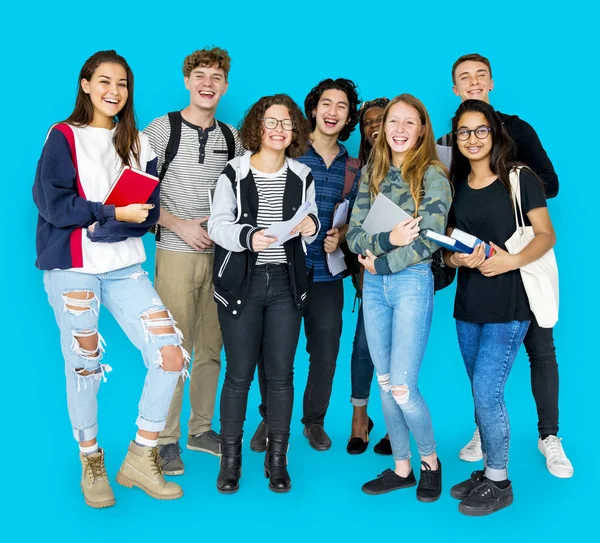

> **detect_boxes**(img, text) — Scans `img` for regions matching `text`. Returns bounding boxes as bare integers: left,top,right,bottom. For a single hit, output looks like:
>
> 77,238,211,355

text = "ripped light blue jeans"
362,263,435,461
44,264,189,443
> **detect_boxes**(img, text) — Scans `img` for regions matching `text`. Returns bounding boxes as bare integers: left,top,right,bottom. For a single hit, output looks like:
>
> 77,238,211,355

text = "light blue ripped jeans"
362,263,435,461
44,264,189,443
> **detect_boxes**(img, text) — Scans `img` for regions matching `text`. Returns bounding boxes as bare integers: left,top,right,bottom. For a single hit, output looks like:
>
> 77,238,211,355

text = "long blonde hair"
368,94,447,215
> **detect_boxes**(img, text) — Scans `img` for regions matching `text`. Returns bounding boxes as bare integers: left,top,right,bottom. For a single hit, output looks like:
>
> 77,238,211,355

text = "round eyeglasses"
455,126,492,141
263,117,294,131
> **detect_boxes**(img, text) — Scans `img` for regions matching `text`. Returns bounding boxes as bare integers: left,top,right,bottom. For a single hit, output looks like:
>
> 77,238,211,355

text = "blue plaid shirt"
298,143,360,282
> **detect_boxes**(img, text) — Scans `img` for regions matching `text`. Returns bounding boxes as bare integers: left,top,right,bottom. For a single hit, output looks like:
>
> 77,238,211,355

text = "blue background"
3,1,596,540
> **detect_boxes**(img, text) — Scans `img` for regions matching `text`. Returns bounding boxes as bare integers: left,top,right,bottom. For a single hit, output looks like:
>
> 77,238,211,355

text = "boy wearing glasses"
250,78,362,452
144,47,244,476
438,53,572,479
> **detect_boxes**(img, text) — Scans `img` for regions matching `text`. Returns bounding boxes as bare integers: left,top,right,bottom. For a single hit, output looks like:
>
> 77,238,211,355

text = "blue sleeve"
32,128,116,228
86,157,160,243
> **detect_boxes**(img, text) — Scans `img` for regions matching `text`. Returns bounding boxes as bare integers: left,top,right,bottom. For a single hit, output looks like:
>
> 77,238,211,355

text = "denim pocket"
407,262,432,276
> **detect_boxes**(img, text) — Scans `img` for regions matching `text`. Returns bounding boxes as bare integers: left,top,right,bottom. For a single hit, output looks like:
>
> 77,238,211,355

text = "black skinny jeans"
258,278,344,427
524,319,559,437
219,265,302,444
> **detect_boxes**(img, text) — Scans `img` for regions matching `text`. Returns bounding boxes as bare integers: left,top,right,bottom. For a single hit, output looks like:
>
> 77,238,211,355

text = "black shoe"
346,418,374,455
362,468,417,495
216,441,242,494
264,438,291,493
373,435,393,456
450,470,485,500
303,424,332,451
250,421,267,453
458,479,514,516
417,460,442,503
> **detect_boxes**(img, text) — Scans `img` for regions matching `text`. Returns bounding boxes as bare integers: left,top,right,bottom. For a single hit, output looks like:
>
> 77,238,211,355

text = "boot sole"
186,444,221,457
217,486,239,494
116,473,183,500
81,484,116,508
458,495,514,516
269,485,291,493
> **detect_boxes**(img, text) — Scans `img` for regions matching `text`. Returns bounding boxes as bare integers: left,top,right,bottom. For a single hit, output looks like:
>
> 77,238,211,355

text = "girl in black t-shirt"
445,100,556,516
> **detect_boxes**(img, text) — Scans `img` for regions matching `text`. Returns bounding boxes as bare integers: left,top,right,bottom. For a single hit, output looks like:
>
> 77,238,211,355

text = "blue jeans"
456,319,530,480
44,264,189,443
362,263,435,461
350,304,374,406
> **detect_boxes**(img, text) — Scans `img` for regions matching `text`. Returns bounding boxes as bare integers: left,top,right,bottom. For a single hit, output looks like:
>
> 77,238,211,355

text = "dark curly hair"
304,78,361,142
182,47,231,79
239,94,310,159
358,97,390,166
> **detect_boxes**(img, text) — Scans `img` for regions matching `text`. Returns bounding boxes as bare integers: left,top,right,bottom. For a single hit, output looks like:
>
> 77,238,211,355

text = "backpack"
154,111,236,240
339,157,363,294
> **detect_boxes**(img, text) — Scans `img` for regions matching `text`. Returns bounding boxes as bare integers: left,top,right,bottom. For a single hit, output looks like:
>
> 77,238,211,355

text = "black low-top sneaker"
362,468,416,495
450,470,485,500
417,460,442,502
458,480,513,516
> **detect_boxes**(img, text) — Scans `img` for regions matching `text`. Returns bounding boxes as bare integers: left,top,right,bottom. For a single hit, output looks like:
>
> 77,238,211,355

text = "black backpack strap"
159,111,182,181
217,121,235,161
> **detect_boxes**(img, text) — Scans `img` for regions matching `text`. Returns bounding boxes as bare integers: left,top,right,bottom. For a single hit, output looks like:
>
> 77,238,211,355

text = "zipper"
218,251,232,278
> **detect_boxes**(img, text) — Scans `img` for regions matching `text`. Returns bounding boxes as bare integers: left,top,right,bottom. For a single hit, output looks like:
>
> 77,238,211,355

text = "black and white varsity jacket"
208,151,320,318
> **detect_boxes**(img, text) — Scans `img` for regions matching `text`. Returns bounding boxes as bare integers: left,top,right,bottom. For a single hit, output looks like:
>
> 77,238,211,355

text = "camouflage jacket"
347,165,452,275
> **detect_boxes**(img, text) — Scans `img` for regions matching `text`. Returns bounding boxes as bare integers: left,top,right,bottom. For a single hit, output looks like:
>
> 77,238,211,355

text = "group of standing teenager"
33,47,573,517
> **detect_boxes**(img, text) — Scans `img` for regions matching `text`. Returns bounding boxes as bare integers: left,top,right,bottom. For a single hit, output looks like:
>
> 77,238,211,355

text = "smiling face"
456,111,493,165
384,101,425,165
312,89,350,138
185,64,228,112
260,104,294,153
80,62,128,124
453,60,494,103
363,106,385,146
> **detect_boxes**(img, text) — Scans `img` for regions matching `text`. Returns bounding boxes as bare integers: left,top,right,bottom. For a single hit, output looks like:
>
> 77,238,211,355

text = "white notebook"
362,193,412,234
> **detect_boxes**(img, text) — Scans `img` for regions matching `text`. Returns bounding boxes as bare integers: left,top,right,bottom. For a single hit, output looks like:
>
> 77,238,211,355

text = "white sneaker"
538,436,574,478
459,428,483,462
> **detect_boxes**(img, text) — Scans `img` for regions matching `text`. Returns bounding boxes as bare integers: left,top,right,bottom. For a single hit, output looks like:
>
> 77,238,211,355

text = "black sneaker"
373,436,393,456
458,480,514,516
362,469,416,495
417,460,442,502
450,470,485,500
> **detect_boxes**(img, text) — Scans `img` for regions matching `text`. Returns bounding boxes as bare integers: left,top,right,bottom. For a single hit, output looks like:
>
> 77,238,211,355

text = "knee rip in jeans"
391,385,410,405
63,290,98,317
377,373,391,393
71,329,111,392
140,308,190,376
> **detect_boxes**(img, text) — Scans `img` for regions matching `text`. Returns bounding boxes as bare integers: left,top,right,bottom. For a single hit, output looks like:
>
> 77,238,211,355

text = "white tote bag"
504,168,559,328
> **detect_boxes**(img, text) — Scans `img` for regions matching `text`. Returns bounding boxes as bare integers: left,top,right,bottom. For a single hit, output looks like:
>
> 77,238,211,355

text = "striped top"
144,114,245,253
252,165,288,265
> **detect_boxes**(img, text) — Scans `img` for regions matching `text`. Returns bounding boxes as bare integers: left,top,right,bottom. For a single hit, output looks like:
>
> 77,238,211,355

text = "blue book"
425,229,495,258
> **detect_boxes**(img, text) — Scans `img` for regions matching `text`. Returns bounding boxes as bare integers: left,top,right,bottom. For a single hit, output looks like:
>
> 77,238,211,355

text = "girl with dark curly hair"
208,94,320,494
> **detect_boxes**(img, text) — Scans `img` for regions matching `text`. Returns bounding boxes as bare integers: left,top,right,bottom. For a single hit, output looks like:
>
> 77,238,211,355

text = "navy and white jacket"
208,151,320,317
33,124,159,273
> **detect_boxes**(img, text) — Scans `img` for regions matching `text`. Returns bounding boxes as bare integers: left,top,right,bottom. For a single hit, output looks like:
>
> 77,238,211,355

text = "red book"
103,166,159,206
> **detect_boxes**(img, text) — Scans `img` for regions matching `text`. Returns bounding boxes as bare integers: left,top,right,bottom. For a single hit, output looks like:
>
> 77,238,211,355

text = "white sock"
135,433,158,448
79,443,99,455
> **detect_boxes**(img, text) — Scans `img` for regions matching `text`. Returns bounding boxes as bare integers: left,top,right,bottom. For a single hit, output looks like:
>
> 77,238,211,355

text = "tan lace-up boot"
80,449,116,508
116,441,183,500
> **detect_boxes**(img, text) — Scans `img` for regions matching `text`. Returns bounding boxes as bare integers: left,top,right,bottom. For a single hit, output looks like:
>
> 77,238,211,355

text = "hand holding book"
115,203,155,223
390,216,423,246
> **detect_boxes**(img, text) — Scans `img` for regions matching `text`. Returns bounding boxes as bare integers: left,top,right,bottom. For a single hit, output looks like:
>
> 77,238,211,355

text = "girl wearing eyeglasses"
445,99,555,516
347,94,451,502
208,94,319,494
